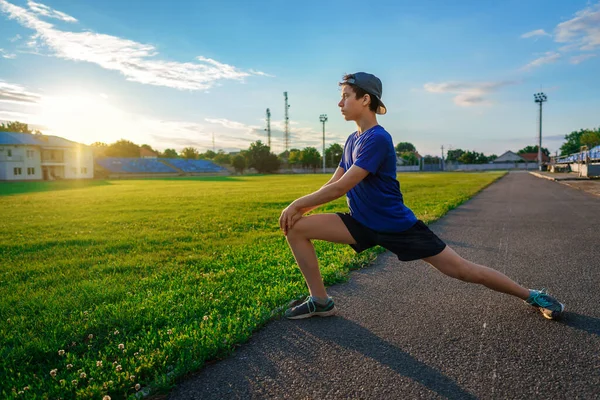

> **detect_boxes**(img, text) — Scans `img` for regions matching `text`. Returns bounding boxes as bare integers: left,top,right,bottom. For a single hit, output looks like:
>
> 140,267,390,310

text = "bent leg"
285,214,356,299
423,246,530,300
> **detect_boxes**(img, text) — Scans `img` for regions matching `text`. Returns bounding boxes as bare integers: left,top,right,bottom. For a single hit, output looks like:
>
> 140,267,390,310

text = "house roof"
140,147,158,157
0,131,84,148
520,152,550,162
493,151,523,162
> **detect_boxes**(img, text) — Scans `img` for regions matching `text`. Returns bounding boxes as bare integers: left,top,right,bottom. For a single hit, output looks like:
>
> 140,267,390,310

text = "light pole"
319,114,328,173
534,92,547,169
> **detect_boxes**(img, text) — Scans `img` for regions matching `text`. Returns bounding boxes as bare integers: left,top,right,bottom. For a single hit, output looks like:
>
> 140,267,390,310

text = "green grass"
0,172,505,398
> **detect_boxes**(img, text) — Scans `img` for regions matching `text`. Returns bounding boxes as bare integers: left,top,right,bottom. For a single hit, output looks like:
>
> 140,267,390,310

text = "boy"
279,72,564,321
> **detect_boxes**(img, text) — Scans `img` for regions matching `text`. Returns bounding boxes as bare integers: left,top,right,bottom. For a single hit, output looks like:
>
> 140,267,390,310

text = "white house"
0,132,94,181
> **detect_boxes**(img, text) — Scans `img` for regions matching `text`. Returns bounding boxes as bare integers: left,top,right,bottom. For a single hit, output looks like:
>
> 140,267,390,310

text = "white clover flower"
113,361,118,366
167,329,172,335
130,375,136,381
58,350,65,356
134,352,139,357
115,365,122,372
67,364,73,369
203,315,209,321
88,334,93,340
50,369,57,377
103,396,111,400
59,379,65,385
80,372,86,379
118,343,124,350
18,391,24,395
96,361,102,367
71,379,77,386
135,383,141,391
114,330,119,335
23,386,29,391
139,348,144,353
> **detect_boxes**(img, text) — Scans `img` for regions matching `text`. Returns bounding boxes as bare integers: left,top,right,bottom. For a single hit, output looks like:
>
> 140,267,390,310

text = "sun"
38,93,129,144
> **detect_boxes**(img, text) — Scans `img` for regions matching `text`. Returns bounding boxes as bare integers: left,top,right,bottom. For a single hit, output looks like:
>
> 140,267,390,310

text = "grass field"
0,172,505,398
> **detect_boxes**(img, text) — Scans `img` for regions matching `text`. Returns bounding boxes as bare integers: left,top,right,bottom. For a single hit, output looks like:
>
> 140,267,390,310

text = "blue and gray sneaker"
285,296,337,320
526,289,565,320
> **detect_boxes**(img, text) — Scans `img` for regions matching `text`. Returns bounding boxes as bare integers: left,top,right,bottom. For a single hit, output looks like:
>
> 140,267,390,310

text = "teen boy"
279,72,564,321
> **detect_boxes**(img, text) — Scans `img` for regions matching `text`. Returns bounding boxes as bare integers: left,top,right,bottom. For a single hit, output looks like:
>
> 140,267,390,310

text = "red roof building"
519,152,550,163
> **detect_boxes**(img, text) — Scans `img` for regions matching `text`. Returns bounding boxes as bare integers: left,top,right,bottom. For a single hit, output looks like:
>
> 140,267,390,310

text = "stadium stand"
163,158,226,173
554,145,600,164
96,158,178,173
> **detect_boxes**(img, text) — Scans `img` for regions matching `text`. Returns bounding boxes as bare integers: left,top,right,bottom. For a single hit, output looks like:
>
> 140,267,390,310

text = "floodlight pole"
320,114,328,173
534,92,547,169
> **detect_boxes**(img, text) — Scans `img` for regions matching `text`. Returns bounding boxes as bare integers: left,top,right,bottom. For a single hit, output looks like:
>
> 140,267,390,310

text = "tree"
446,149,465,162
399,151,419,165
232,154,247,174
560,129,585,155
324,143,343,168
518,145,549,156
395,142,416,156
246,140,280,173
104,139,141,158
300,147,322,171
213,150,231,165
580,129,600,149
90,142,108,157
199,150,216,159
288,149,302,166
181,147,199,160
0,121,41,134
458,150,488,164
161,148,178,158
423,155,441,164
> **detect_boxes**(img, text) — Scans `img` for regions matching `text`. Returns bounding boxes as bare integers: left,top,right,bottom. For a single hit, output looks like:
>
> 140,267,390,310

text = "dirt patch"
560,180,600,198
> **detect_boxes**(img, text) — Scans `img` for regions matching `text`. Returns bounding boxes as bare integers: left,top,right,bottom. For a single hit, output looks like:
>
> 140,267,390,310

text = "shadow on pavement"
560,312,600,336
296,317,477,400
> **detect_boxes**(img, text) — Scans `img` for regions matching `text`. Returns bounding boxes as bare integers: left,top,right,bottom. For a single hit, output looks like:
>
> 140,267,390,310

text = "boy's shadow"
560,312,600,336
293,317,477,400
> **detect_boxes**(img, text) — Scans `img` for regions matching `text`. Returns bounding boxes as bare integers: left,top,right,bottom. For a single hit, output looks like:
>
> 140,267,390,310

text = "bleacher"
554,145,600,164
163,158,226,173
96,158,178,173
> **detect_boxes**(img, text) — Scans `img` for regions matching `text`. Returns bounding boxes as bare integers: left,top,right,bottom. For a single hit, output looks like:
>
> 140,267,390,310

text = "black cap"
341,72,387,115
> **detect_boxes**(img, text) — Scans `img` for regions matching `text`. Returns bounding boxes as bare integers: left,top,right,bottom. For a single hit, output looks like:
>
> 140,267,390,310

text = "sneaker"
525,289,565,320
285,296,337,320
287,295,309,309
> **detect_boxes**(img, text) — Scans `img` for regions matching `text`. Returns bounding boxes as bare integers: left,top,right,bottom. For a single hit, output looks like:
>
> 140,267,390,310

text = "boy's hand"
279,203,304,235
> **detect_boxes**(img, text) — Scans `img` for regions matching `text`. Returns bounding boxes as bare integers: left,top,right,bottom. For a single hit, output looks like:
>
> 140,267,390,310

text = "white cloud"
9,33,21,41
0,80,41,104
0,48,17,58
27,1,76,22
521,29,551,39
555,2,600,51
521,51,561,70
0,0,271,91
423,81,517,107
569,53,597,64
249,69,276,78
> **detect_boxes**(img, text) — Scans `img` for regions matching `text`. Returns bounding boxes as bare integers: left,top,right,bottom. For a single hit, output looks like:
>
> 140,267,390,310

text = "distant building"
519,152,550,163
493,151,524,163
140,147,158,158
0,132,94,181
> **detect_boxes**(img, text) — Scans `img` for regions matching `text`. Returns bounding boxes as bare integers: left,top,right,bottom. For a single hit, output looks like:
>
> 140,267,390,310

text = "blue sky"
0,0,598,157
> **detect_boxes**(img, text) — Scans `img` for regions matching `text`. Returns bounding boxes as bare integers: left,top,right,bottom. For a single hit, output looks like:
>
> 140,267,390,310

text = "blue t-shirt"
339,125,417,232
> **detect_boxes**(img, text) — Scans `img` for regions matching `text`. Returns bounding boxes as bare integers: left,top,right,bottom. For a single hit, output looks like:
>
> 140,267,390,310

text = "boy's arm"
297,167,346,213
280,165,369,233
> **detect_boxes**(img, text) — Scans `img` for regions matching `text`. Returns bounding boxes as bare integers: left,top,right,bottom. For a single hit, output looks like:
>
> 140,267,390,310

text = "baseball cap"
340,72,387,115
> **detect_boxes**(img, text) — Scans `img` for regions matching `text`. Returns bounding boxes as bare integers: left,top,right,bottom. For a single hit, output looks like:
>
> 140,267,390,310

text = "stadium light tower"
534,92,547,169
320,114,328,173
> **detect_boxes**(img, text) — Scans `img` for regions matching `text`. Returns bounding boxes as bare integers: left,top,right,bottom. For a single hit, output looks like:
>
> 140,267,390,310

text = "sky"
0,0,598,157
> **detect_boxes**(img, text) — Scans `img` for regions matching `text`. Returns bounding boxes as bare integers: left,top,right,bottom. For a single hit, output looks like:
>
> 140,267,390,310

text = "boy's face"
338,85,369,121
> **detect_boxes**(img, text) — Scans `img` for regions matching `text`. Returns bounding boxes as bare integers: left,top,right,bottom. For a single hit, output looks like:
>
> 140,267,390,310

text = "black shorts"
336,213,447,261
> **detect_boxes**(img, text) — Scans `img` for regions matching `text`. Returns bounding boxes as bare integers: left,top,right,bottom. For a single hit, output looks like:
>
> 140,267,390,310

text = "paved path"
169,172,600,400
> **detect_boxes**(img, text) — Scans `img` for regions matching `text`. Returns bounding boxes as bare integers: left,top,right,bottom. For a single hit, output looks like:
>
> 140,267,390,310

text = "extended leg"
423,246,530,299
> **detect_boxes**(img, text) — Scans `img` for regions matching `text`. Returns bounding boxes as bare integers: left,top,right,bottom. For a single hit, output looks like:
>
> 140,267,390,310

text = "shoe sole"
286,307,337,320
540,303,565,320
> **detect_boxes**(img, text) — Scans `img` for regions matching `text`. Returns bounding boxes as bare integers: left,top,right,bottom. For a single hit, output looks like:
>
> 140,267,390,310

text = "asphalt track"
169,172,600,400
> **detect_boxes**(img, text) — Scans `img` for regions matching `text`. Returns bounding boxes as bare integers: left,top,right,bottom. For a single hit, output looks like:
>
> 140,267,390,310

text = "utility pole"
320,114,328,173
534,92,547,170
284,92,290,152
265,108,271,149
212,132,215,152
441,145,445,171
